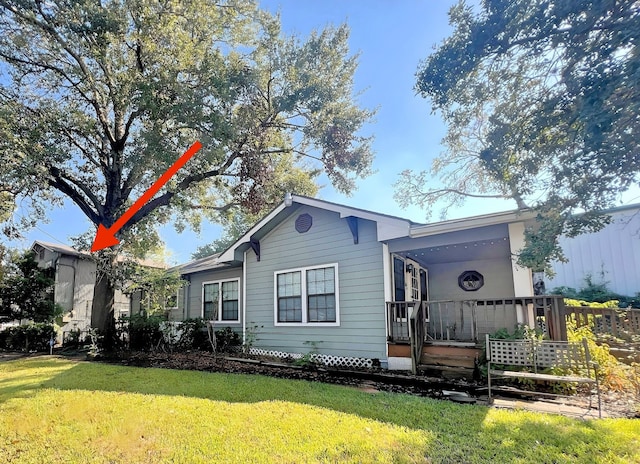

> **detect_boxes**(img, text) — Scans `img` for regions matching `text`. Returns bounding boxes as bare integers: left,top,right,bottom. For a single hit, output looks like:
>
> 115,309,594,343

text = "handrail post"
409,301,425,374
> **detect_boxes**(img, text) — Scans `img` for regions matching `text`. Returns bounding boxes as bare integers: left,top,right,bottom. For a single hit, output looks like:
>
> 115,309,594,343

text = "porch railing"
386,301,413,343
386,295,568,346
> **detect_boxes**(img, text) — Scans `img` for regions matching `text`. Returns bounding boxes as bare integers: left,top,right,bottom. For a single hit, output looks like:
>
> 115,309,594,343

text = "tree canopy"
401,0,639,271
0,0,374,329
0,250,62,323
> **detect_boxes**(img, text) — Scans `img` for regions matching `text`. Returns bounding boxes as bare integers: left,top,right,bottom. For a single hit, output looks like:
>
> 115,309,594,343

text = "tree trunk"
90,253,117,349
91,272,115,331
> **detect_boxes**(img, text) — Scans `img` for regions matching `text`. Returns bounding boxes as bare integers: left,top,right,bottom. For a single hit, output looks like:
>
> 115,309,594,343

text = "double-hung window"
275,263,339,326
202,279,240,323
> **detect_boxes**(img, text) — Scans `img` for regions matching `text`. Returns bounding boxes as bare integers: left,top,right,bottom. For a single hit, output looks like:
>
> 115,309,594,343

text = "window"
275,264,339,326
202,279,240,322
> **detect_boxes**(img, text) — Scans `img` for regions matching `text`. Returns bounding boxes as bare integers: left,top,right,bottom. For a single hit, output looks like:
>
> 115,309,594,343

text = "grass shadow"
2,357,639,463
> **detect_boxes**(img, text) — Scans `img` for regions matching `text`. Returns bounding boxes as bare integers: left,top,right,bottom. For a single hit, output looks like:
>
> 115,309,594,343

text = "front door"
392,256,429,320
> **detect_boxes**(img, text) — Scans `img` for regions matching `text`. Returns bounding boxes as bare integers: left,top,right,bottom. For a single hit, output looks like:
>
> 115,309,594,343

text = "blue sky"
9,1,638,264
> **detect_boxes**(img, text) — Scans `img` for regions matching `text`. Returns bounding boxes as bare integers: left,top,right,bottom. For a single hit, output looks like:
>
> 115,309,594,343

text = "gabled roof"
31,240,167,269
217,195,419,263
172,253,239,275
32,240,88,258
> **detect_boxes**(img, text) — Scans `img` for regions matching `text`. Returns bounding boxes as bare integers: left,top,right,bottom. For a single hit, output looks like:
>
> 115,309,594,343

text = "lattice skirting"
249,348,373,369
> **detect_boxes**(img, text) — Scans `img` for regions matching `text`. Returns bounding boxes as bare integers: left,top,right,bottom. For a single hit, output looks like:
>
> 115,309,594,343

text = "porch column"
508,222,533,295
508,222,535,326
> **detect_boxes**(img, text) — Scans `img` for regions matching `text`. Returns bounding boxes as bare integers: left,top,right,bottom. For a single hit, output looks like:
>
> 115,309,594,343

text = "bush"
566,321,635,392
123,314,164,351
552,272,640,308
174,318,210,351
215,327,241,352
0,323,56,352
173,320,241,353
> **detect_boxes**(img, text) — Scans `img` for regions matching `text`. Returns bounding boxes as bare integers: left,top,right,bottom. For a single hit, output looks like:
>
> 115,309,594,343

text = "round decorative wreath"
458,270,484,291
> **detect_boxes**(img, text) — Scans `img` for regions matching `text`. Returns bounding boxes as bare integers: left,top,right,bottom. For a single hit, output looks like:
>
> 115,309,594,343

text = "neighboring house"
546,203,640,297
175,195,550,372
31,241,137,332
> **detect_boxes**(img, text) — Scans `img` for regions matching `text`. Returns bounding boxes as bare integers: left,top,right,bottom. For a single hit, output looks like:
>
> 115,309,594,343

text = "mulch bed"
104,350,474,399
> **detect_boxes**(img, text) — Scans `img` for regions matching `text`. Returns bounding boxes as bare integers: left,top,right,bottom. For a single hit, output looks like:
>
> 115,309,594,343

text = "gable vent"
295,213,313,233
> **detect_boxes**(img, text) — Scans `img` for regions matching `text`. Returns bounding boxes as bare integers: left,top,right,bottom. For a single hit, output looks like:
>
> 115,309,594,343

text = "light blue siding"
245,206,387,360
183,267,242,325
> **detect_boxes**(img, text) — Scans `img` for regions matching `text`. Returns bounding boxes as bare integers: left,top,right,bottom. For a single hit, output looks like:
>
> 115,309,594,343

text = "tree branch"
47,168,100,225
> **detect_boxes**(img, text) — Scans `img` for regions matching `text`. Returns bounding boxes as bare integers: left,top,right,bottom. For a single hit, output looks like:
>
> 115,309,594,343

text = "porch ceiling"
395,236,511,266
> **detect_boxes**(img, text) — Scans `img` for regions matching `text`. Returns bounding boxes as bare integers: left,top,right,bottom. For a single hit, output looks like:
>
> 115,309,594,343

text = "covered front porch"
383,211,543,373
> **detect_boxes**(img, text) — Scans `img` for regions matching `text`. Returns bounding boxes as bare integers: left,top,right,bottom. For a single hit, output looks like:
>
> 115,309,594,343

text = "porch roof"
409,209,537,238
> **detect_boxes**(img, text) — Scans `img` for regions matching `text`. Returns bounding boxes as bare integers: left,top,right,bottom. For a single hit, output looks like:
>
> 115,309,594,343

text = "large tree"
400,0,639,272
0,0,374,333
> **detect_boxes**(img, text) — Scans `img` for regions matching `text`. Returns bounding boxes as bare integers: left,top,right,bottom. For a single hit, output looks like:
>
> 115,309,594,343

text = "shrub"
566,321,634,392
552,272,640,308
124,314,164,351
0,323,56,352
215,327,241,352
174,318,209,351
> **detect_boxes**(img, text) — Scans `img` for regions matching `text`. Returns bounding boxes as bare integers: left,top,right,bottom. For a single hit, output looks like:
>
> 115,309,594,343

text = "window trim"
273,263,340,327
201,278,241,324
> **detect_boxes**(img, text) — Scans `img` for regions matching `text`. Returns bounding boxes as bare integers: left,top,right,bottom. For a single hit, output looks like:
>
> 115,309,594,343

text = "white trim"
273,262,340,327
201,278,241,324
410,209,537,238
242,250,247,345
508,222,534,296
295,196,412,240
382,243,392,359
387,357,412,371
218,203,287,262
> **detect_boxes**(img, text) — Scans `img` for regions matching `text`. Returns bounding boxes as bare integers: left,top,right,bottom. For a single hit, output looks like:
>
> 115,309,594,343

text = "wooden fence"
564,305,640,341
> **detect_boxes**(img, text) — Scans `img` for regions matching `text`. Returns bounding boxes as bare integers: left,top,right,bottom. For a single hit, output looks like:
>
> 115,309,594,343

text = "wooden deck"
387,296,566,374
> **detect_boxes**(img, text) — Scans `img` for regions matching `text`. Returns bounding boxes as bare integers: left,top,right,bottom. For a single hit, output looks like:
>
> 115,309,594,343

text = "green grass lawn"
0,357,638,463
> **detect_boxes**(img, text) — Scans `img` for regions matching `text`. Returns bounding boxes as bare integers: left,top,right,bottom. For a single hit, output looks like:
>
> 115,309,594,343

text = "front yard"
0,357,638,463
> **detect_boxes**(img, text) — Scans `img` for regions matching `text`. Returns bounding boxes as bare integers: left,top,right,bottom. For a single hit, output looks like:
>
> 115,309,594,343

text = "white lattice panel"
249,348,373,368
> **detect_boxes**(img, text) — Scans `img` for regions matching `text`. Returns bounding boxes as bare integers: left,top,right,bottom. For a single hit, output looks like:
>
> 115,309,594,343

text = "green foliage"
565,321,631,392
405,0,640,272
293,340,321,368
214,326,241,353
173,318,209,352
243,322,263,354
552,272,640,308
62,328,88,350
0,323,56,352
0,0,374,332
122,314,165,352
125,266,185,316
116,316,240,353
0,250,64,323
489,324,541,341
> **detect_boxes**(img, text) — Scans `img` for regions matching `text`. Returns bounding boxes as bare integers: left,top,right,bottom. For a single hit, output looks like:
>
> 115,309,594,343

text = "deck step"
420,354,477,369
418,364,476,380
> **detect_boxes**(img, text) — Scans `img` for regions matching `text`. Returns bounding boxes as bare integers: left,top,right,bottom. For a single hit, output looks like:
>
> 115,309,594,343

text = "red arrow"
91,141,203,252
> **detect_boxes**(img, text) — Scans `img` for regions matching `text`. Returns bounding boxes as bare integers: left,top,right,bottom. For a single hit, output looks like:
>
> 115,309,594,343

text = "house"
175,195,558,373
545,203,640,297
31,241,143,333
